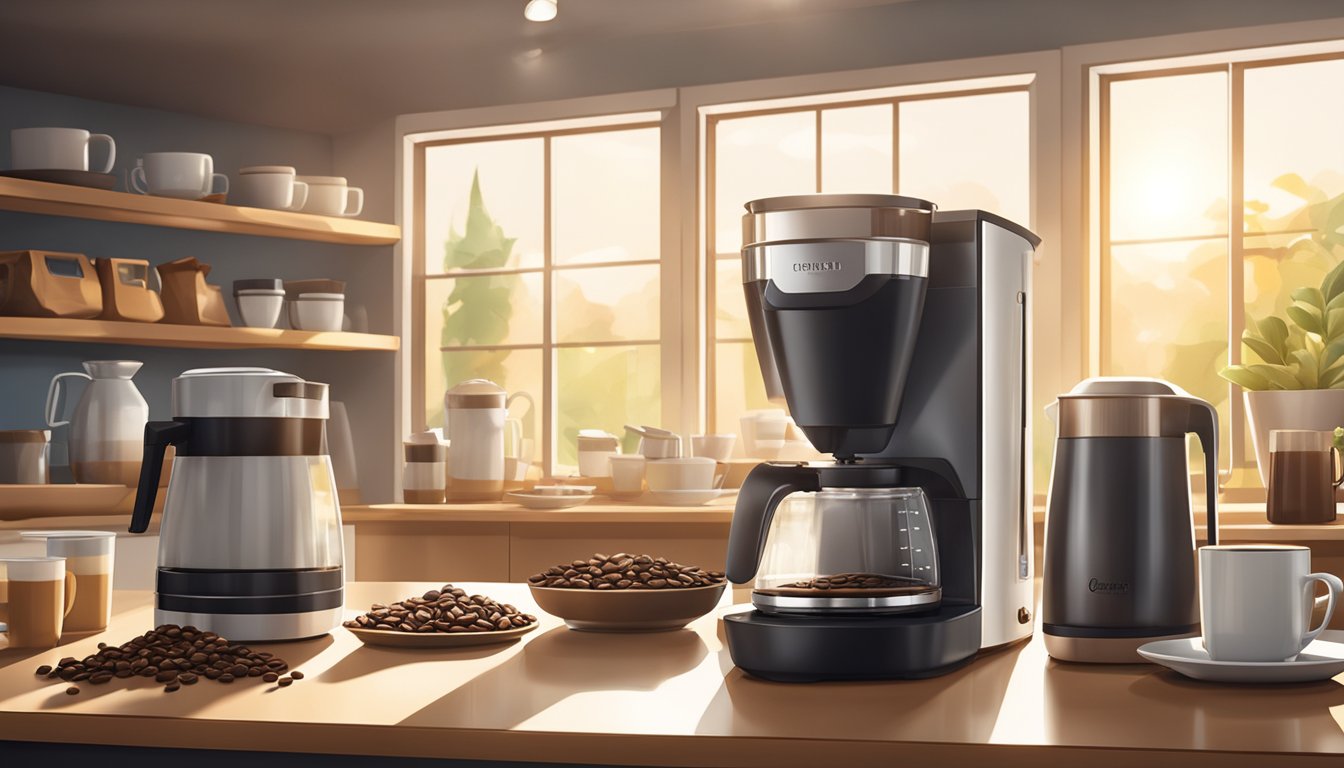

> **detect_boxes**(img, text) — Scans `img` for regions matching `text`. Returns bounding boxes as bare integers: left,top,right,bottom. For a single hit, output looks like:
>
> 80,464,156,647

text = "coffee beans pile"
528,553,725,590
35,625,299,694
777,573,922,591
343,584,537,633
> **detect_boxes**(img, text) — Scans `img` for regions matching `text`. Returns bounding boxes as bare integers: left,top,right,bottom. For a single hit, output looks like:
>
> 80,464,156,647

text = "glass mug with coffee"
0,556,77,649
1199,544,1343,662
20,531,115,633
1267,429,1342,524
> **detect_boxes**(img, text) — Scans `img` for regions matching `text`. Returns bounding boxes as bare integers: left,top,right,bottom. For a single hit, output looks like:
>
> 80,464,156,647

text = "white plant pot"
1244,389,1344,486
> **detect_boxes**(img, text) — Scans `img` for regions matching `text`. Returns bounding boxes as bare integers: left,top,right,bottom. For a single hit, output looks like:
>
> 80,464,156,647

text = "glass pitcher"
751,487,940,615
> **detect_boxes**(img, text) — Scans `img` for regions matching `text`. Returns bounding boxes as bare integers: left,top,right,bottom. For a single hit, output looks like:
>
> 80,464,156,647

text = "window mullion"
1227,63,1247,482
542,135,554,476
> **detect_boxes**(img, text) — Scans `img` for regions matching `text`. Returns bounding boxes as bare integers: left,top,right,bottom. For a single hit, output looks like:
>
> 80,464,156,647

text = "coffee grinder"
724,194,1038,680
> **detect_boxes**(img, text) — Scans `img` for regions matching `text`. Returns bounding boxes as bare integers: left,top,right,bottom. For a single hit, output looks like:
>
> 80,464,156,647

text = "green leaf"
1321,364,1344,389
1242,335,1285,365
1292,286,1325,311
1272,172,1326,205
1250,364,1303,390
1323,258,1344,303
1292,348,1320,388
1257,316,1290,354
1326,337,1344,371
1288,303,1324,335
1220,365,1271,390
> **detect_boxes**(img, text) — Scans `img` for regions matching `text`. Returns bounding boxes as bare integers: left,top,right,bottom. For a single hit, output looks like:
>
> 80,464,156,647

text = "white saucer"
505,491,593,510
644,489,728,506
1137,636,1344,683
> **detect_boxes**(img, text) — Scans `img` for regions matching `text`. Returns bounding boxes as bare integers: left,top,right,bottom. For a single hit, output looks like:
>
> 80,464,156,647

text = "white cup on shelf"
11,127,115,173
234,166,308,210
131,153,228,199
297,176,364,217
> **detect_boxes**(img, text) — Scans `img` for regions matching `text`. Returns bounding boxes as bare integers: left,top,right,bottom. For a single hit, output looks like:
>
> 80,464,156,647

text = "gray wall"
0,84,397,503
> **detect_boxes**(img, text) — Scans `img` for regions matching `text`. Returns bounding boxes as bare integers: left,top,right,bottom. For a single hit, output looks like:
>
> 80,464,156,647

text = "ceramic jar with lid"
403,431,447,505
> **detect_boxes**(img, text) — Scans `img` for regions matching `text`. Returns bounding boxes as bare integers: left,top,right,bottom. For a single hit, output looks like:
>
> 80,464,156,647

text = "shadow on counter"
397,625,708,729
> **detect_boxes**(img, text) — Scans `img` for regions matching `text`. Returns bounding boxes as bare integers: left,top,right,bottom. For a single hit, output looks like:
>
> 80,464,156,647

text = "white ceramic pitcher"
46,360,148,487
444,379,531,501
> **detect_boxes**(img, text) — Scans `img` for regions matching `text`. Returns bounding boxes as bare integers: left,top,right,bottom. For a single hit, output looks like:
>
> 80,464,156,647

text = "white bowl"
289,293,345,331
645,457,717,492
235,289,284,329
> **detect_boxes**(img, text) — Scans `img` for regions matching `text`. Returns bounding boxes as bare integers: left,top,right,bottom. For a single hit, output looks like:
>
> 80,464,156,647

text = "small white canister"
403,431,447,504
576,429,621,477
444,379,511,501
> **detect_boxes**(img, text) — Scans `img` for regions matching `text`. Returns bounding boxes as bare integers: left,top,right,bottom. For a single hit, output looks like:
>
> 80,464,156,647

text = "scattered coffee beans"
528,553,725,590
65,686,79,696
343,584,537,633
36,625,298,694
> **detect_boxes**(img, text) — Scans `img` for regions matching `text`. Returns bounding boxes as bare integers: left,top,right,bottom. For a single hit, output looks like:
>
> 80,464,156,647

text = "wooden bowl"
528,583,726,632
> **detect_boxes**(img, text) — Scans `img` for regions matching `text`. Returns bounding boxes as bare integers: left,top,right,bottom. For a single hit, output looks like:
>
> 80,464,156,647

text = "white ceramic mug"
0,430,50,484
646,457,719,492
11,127,115,173
234,166,308,210
131,153,228,199
297,175,364,217
691,434,737,462
609,454,646,496
1199,544,1343,662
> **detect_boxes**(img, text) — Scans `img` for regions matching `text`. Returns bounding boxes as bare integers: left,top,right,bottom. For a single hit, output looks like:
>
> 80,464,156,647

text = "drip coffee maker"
724,194,1039,680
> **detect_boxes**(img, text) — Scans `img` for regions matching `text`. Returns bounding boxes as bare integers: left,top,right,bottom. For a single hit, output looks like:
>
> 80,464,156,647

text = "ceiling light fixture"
524,0,557,22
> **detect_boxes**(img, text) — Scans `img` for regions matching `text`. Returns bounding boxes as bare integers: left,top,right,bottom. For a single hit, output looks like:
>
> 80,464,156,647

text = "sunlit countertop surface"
1,583,1342,766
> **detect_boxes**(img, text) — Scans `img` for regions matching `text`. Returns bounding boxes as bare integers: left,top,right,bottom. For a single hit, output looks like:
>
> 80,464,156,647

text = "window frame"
397,95,680,478
1067,20,1344,500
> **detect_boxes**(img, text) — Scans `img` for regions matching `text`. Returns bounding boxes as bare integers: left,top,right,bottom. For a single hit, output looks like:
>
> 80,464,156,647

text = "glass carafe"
751,487,940,615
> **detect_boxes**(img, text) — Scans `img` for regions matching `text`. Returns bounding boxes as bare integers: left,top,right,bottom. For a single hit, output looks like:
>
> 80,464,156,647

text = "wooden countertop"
2,583,1342,766
344,499,736,524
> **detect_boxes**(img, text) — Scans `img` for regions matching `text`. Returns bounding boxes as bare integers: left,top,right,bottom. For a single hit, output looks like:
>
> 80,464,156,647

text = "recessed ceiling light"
524,0,557,22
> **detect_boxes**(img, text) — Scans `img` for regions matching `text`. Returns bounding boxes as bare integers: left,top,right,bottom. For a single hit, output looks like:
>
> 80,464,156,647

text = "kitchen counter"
2,583,1342,767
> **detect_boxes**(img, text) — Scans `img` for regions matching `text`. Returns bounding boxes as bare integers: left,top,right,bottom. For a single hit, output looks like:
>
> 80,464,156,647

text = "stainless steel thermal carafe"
1042,377,1218,663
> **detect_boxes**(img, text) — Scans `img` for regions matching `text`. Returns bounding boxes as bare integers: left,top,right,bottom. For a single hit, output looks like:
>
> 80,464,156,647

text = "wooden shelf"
0,316,399,351
0,176,399,245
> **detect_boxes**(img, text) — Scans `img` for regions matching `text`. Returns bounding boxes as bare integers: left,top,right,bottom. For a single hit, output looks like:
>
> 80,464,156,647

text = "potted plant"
1220,259,1344,485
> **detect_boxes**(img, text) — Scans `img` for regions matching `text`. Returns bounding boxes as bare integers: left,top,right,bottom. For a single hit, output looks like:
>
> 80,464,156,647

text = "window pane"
555,264,660,343
821,105,893,194
556,345,660,468
715,258,751,340
899,91,1030,225
1244,59,1344,231
1103,238,1230,466
428,349,543,432
714,111,816,253
1108,73,1227,242
714,341,774,435
424,138,543,273
552,127,661,265
426,272,544,349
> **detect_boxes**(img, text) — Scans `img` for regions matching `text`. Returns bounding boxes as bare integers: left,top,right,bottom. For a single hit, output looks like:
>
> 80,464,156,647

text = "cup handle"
1301,571,1343,650
62,571,78,619
130,165,149,195
87,133,116,174
288,181,309,211
46,371,92,428
345,186,364,217
210,173,229,197
713,463,727,490
1332,447,1344,488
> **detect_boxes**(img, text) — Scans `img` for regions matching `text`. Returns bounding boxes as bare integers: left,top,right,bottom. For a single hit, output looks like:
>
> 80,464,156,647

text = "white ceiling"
0,0,910,135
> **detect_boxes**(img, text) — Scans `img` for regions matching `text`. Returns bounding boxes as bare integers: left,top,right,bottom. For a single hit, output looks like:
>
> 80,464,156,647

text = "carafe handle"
1184,399,1218,546
725,462,822,583
45,371,92,428
130,420,191,534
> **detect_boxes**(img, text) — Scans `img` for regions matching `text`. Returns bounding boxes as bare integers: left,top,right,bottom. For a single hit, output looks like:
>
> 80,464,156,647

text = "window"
412,117,663,472
1090,44,1344,489
703,79,1032,448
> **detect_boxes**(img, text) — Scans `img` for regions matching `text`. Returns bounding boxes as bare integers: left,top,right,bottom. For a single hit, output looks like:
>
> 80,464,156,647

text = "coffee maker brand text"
1088,578,1129,594
792,261,843,273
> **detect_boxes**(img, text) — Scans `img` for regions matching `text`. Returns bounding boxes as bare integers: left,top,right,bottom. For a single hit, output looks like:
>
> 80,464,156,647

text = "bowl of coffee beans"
527,552,726,632
343,584,539,648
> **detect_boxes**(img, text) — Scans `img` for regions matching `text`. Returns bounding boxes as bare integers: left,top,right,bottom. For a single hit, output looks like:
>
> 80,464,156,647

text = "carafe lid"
446,378,506,409
1059,377,1190,399
172,367,328,420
